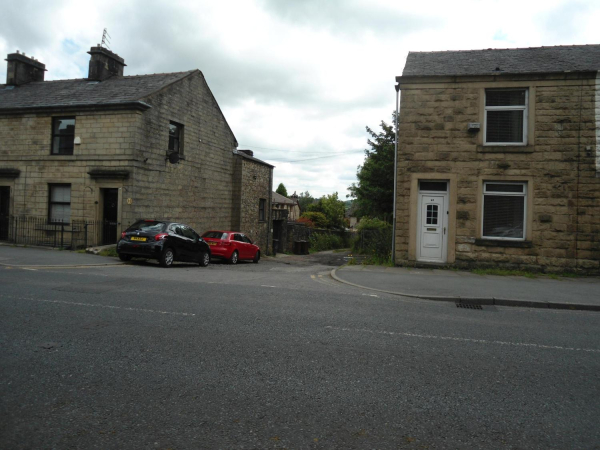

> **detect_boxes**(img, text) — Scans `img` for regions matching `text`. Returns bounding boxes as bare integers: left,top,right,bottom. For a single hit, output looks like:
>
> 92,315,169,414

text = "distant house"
394,44,600,273
0,46,274,253
272,191,300,221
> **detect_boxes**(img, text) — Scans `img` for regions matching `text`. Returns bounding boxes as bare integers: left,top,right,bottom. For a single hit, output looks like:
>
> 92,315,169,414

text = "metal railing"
352,228,393,257
0,215,108,249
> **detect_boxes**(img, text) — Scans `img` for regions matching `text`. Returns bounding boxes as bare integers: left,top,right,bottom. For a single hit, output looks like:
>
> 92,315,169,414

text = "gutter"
392,83,400,264
0,101,152,116
267,169,273,256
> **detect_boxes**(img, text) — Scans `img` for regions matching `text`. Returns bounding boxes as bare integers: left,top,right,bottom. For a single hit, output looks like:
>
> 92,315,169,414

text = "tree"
348,114,396,220
306,192,346,229
297,191,315,213
276,183,288,197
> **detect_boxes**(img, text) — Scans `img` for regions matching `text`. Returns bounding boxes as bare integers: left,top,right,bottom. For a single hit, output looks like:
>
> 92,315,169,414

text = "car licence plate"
130,236,147,242
207,242,216,245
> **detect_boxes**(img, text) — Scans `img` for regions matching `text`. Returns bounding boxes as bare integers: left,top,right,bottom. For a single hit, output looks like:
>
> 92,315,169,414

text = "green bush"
352,217,392,262
309,232,346,252
357,216,391,231
301,212,328,229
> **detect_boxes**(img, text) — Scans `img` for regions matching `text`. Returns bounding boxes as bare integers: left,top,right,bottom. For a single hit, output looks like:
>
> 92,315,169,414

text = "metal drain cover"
456,302,483,310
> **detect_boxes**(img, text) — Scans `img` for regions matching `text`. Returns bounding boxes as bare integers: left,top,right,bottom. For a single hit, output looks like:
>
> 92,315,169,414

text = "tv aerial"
100,28,111,50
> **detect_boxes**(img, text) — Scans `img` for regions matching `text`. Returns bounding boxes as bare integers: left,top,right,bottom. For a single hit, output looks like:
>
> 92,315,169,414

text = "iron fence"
0,215,107,249
352,228,393,257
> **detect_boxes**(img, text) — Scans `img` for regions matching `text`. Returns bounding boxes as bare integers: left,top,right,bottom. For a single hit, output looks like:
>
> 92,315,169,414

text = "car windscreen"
202,231,228,239
128,221,167,233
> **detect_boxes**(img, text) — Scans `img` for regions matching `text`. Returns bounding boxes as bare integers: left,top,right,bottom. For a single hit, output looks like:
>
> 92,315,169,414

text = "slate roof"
272,191,296,205
0,71,195,111
234,150,274,168
401,45,600,77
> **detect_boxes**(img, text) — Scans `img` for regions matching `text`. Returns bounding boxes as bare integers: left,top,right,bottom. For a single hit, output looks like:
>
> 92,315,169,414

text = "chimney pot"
5,52,46,85
87,46,126,81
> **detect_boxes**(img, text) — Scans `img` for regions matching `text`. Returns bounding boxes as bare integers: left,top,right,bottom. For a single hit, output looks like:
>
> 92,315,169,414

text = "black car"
117,220,211,268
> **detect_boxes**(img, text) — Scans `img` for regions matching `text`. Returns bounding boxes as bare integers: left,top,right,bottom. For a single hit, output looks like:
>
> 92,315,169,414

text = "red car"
201,231,260,264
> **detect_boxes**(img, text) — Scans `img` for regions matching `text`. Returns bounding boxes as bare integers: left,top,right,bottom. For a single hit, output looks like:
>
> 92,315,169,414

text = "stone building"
272,191,300,221
394,44,600,273
231,150,274,254
0,47,273,253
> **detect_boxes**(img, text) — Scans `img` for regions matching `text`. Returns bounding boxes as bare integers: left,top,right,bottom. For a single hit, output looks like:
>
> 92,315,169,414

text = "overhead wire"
239,143,366,163
266,150,364,163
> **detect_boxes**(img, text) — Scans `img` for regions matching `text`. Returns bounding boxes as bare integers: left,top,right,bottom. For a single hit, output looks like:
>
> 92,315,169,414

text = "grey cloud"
98,1,406,112
1,0,397,114
0,2,59,56
259,0,441,37
539,1,593,42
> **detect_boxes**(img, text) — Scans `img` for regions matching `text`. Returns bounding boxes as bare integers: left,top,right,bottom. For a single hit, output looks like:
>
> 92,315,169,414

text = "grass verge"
99,247,118,258
471,268,583,279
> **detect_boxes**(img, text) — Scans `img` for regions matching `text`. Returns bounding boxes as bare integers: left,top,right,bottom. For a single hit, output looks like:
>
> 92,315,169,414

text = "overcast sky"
1,0,598,198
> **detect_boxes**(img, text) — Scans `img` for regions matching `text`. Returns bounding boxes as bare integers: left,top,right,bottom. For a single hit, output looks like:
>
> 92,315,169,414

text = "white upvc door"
417,193,448,262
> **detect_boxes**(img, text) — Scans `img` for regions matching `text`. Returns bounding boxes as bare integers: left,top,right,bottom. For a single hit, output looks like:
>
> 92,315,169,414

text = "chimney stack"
87,46,126,81
5,52,46,85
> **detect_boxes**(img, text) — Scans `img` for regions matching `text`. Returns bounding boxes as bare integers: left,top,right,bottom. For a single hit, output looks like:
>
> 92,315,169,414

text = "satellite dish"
167,152,180,164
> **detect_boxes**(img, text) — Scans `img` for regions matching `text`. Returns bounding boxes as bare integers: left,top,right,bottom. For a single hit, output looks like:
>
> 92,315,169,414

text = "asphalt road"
1,256,599,449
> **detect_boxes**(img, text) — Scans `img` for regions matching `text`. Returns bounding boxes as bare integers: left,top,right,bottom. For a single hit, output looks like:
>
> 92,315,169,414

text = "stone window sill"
475,239,533,248
477,145,534,153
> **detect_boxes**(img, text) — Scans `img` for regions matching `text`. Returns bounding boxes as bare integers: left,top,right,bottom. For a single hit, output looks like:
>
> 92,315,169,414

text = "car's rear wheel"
229,250,239,265
159,247,175,267
199,251,210,267
253,250,260,264
118,253,132,262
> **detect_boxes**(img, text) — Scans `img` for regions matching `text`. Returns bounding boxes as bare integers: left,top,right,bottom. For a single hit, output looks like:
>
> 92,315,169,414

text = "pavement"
332,264,600,311
2,244,599,311
0,244,121,267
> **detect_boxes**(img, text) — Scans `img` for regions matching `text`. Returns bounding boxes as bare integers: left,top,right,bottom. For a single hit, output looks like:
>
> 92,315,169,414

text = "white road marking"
1,295,195,317
362,293,379,297
261,285,277,288
23,268,38,271
325,326,600,353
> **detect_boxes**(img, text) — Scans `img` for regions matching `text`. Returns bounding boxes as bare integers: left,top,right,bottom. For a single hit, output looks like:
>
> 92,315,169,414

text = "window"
419,181,448,192
484,89,527,145
426,204,439,225
259,199,266,221
51,117,75,155
48,184,71,224
168,121,183,155
202,231,228,239
482,182,526,240
181,225,198,240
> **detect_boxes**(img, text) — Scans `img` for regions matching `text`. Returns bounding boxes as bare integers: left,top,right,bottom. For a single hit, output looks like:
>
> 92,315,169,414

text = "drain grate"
456,302,483,310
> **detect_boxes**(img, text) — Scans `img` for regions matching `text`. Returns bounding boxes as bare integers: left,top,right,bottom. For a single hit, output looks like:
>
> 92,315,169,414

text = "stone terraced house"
394,44,600,273
0,47,273,253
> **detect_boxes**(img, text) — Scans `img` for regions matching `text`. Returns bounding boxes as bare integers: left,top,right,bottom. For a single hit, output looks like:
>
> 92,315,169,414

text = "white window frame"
481,181,527,241
484,89,528,146
48,184,71,225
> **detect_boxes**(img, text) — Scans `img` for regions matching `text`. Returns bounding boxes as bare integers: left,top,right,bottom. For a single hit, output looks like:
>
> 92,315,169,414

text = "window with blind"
484,89,527,145
482,182,526,240
48,184,71,224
